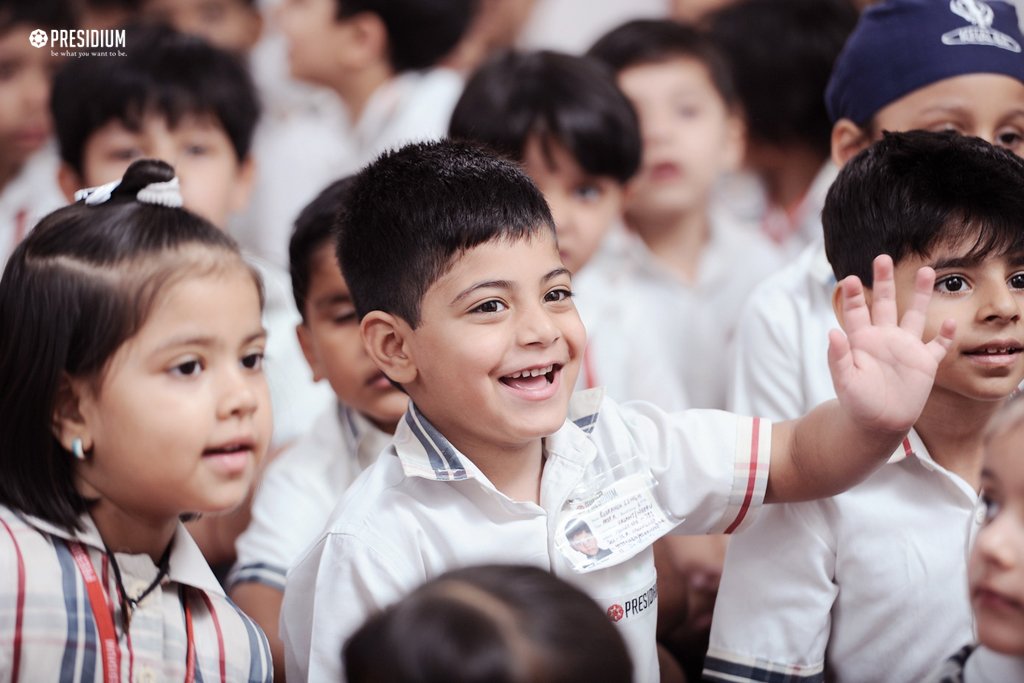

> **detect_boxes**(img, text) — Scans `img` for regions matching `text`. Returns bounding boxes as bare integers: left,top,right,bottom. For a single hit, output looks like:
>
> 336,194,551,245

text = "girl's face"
970,418,1024,655
72,260,272,528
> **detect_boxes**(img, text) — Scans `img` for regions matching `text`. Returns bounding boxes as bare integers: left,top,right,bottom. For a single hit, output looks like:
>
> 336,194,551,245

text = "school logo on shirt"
605,583,658,623
943,0,1022,52
29,29,47,48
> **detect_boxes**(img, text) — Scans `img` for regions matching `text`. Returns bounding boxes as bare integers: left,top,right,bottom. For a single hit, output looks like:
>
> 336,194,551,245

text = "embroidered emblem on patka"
942,0,1022,52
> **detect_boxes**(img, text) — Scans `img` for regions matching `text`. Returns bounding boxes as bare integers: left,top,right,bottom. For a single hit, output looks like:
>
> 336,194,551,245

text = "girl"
931,396,1024,682
0,159,274,681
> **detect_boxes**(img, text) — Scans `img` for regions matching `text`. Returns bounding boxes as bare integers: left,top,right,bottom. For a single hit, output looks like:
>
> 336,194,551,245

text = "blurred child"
588,19,783,410
728,0,1024,422
239,0,474,266
706,0,858,254
449,49,689,411
0,0,73,266
706,131,1024,683
344,564,634,683
0,159,273,680
929,397,1024,682
228,177,408,680
50,21,332,456
139,0,263,54
279,138,955,682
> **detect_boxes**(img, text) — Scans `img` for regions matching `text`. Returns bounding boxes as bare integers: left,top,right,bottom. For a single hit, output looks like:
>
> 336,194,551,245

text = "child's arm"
765,255,955,503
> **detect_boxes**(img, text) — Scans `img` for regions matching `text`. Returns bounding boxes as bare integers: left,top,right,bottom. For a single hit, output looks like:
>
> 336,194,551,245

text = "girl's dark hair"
0,159,255,530
449,50,641,184
343,564,633,683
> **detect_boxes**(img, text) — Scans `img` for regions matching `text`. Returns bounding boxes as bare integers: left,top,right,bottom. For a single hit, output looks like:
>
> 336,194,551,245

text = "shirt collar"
21,511,224,595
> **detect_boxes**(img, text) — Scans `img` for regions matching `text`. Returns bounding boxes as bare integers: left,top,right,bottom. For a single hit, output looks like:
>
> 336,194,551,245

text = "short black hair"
334,0,475,72
706,0,858,157
449,50,641,183
824,130,1024,287
0,0,76,33
343,564,634,683
0,159,254,531
565,519,594,541
588,19,737,109
336,139,555,328
289,176,356,320
51,22,260,174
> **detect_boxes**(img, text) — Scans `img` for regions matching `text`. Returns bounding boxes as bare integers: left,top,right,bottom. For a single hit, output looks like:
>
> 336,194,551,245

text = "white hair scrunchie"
74,177,184,208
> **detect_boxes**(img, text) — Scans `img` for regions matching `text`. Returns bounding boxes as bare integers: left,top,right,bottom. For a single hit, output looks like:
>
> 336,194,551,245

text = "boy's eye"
184,143,210,156
981,493,1001,524
109,146,142,162
935,275,969,293
241,352,264,371
545,288,573,303
332,311,358,325
996,128,1023,151
574,184,602,202
171,359,203,377
1009,272,1024,290
472,299,507,314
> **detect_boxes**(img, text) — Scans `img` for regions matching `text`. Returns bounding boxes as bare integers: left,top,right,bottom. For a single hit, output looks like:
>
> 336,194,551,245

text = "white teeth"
506,364,554,379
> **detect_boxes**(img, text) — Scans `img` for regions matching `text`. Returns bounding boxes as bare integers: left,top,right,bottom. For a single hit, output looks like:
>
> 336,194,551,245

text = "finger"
870,255,898,327
838,274,872,334
897,266,937,339
827,328,853,389
924,318,956,364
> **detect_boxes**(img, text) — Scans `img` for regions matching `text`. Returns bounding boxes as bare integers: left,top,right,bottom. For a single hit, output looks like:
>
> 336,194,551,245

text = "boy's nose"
979,283,1021,323
517,303,560,347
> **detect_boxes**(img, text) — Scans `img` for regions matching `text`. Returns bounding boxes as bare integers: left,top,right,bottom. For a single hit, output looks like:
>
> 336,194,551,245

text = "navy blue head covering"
826,0,1024,124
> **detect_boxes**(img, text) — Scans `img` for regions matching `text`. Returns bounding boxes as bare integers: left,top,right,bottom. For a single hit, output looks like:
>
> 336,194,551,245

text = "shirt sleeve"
703,499,837,682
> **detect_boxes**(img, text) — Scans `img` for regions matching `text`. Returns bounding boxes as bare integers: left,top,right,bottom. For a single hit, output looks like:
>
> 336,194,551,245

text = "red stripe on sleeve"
1,516,26,682
724,417,761,534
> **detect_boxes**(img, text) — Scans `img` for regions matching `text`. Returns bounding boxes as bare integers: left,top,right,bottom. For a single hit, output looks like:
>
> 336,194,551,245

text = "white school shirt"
573,227,690,411
249,255,334,448
704,430,980,683
280,389,771,683
229,402,392,591
727,240,837,420
929,646,1024,683
0,145,66,268
0,506,272,682
612,213,784,409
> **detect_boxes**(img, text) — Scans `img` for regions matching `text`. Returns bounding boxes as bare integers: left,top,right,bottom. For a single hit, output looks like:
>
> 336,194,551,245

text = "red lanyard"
68,541,197,683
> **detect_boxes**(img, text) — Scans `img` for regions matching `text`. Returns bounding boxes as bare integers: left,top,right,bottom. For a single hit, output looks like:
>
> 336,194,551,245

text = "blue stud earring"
71,438,86,461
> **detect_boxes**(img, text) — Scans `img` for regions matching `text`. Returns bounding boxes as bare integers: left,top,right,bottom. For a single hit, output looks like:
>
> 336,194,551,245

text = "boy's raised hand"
828,255,956,434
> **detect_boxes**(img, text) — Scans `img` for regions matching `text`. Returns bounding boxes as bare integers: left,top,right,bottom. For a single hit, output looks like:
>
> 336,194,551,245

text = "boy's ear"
295,322,325,383
831,280,874,332
51,374,93,455
361,311,417,385
58,163,84,203
343,11,389,69
831,119,873,168
228,156,256,214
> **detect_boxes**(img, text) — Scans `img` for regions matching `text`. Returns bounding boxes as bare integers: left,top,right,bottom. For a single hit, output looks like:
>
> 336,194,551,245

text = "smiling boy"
279,139,954,683
705,131,1024,683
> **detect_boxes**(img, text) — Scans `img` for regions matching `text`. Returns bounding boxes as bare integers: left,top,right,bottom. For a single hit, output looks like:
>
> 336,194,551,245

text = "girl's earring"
71,438,86,461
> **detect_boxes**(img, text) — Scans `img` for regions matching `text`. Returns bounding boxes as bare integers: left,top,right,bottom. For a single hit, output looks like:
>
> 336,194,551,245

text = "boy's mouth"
202,440,254,457
499,363,560,391
963,342,1023,365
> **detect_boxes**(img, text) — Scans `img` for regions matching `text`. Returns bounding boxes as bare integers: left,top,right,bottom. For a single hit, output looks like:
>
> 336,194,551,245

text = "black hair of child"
565,519,594,541
333,0,476,73
706,0,858,158
0,0,76,32
50,22,260,174
824,130,1024,287
289,176,356,320
587,18,737,110
336,139,556,328
343,564,634,683
0,159,252,531
449,50,641,184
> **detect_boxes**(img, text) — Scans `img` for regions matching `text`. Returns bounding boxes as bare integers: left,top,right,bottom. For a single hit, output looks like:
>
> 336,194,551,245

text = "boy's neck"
913,391,1004,490
331,63,396,124
446,431,545,504
630,207,710,284
88,499,178,563
749,144,827,211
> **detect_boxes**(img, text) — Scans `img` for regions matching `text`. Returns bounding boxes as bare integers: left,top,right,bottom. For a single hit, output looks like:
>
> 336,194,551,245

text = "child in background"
930,397,1024,682
705,131,1024,683
49,21,332,456
727,0,1024,421
344,564,634,683
588,19,783,410
139,0,263,55
0,0,73,267
239,0,474,267
449,49,689,411
0,159,273,681
705,0,858,255
228,177,408,681
279,138,955,682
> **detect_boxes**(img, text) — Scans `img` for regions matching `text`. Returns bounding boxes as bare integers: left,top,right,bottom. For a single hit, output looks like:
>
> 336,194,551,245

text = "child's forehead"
432,233,562,284
102,107,230,137
873,73,1024,125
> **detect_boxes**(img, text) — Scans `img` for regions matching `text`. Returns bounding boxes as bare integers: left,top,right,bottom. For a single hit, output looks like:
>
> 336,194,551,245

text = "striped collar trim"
887,428,924,465
396,403,470,481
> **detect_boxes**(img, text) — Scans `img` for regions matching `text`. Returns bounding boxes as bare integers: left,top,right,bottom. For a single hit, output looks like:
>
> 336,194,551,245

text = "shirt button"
137,667,156,683
975,506,987,525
